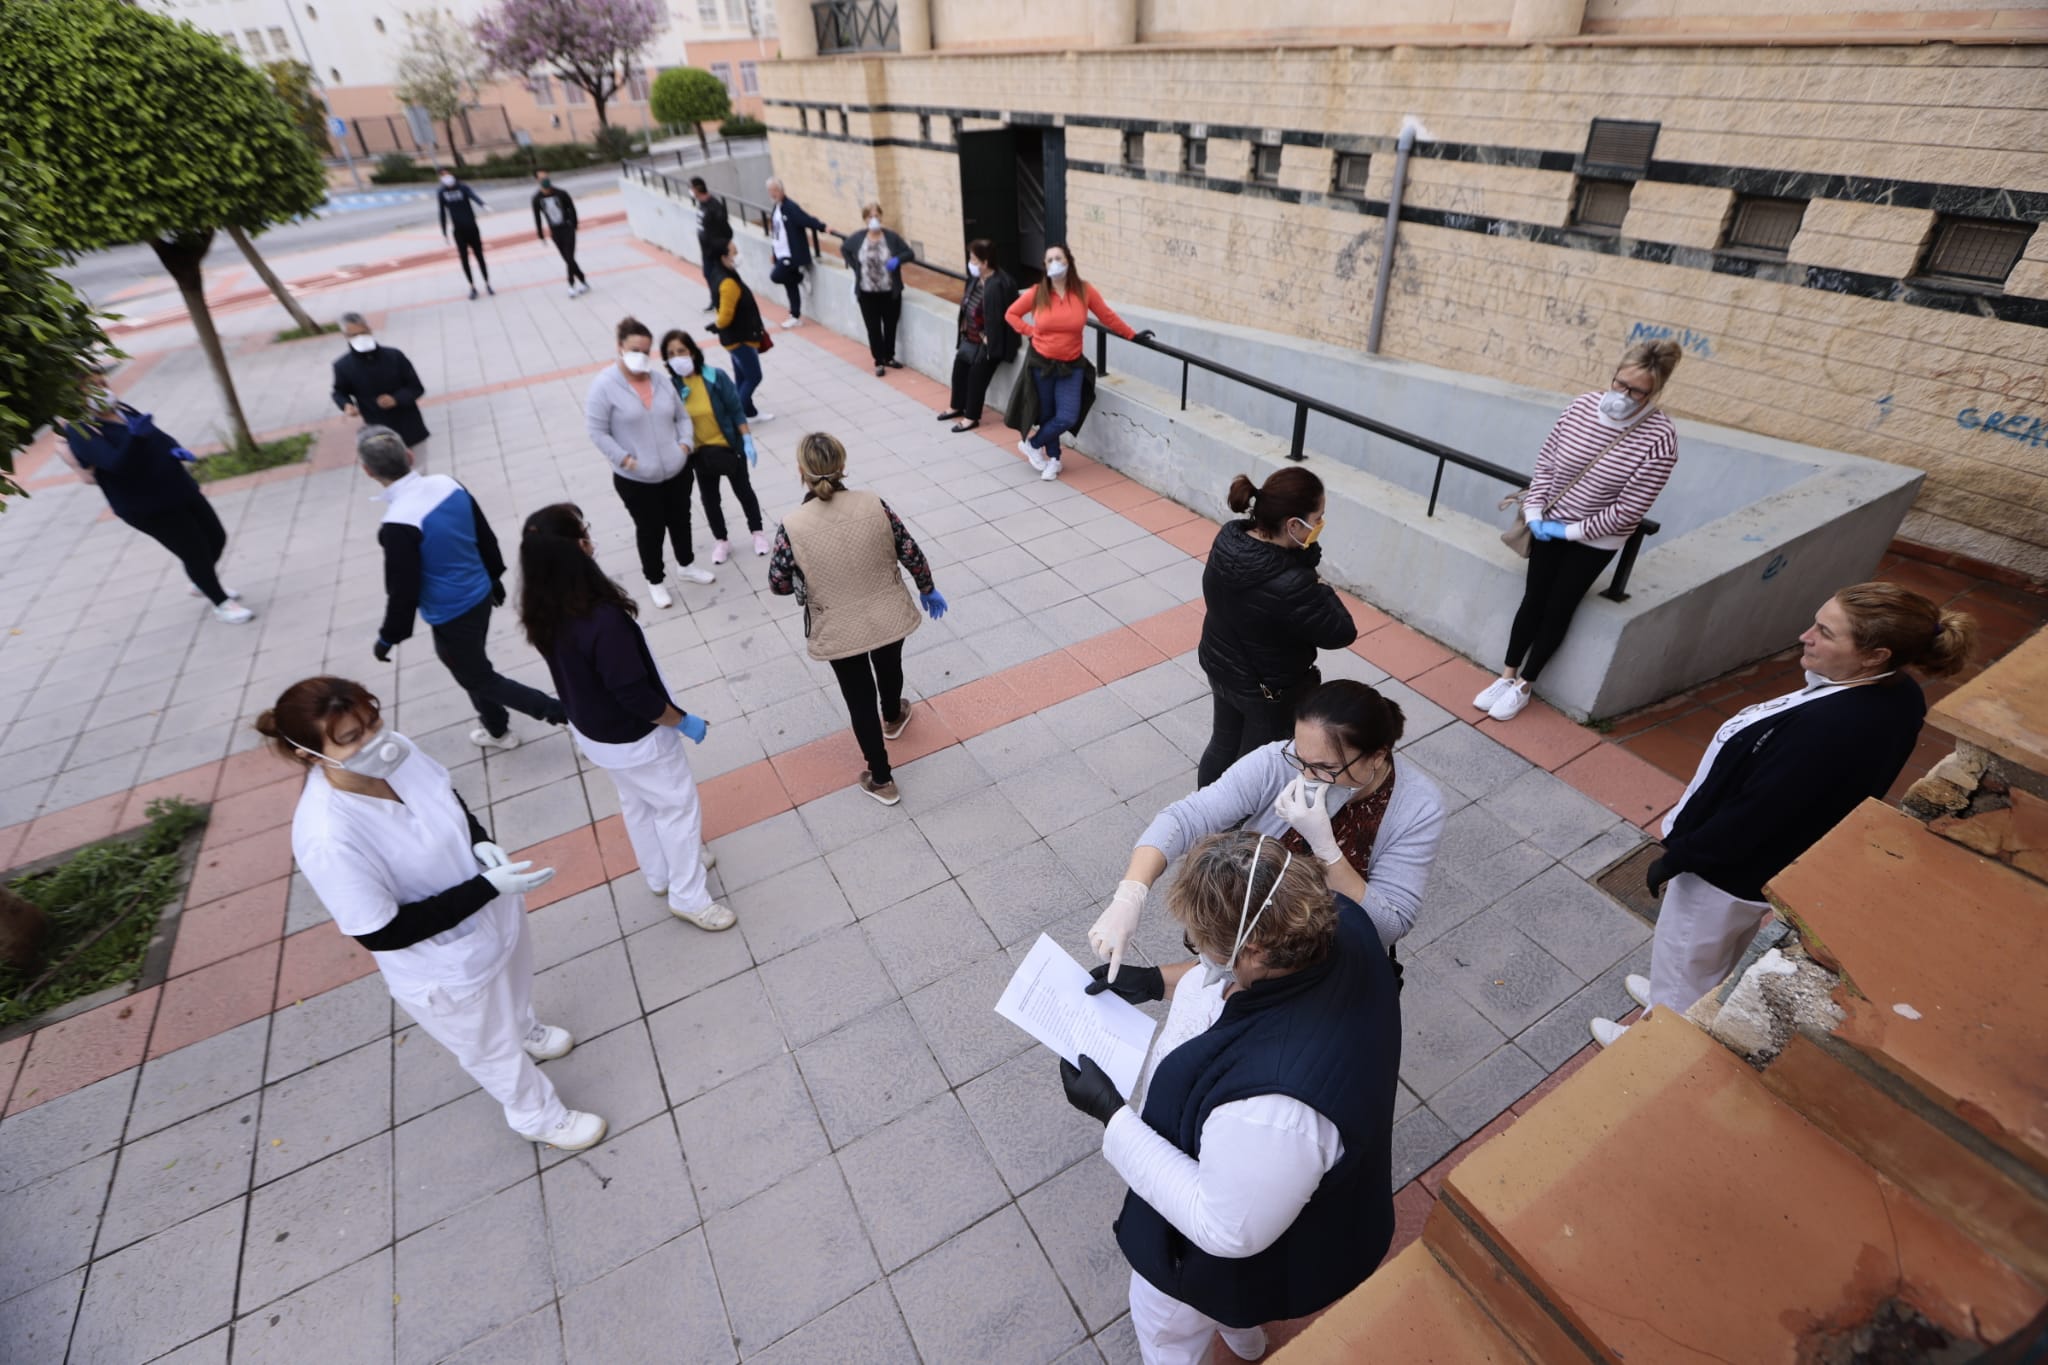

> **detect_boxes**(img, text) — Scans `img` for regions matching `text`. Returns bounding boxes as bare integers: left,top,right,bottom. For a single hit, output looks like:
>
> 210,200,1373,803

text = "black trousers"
829,639,907,784
770,258,803,317
551,227,586,286
614,471,697,580
453,225,488,284
431,598,565,738
949,351,999,422
1197,670,1319,789
129,497,228,605
856,290,901,365
701,242,727,306
691,444,763,539
1505,539,1617,683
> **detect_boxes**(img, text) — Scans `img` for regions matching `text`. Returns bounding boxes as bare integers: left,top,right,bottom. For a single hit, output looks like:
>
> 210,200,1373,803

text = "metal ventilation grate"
1583,119,1659,178
1725,196,1806,255
1923,217,2033,286
1573,178,1633,232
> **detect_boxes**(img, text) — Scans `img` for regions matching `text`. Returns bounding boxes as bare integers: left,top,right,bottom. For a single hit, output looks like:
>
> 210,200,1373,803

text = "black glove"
490,580,506,608
1086,961,1164,1005
1132,329,1156,344
1646,854,1674,897
373,638,393,663
1059,1055,1123,1126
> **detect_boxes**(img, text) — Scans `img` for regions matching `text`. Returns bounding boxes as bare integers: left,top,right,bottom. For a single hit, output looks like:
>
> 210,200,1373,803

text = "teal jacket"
668,364,747,451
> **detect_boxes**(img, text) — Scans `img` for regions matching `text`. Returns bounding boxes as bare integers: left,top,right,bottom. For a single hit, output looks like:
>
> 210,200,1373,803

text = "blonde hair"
796,431,848,501
1832,581,1978,679
1168,832,1335,972
1616,338,1682,399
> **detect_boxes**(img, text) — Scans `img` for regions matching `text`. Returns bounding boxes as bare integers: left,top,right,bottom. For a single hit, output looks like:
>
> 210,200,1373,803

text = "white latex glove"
472,841,512,870
482,860,556,896
1274,776,1342,865
1088,879,1149,982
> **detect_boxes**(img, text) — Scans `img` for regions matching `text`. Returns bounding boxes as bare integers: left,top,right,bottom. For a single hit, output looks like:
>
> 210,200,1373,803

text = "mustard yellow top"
680,373,725,448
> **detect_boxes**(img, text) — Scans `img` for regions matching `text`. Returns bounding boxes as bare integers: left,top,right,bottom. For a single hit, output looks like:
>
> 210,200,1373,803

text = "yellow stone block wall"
762,43,2048,574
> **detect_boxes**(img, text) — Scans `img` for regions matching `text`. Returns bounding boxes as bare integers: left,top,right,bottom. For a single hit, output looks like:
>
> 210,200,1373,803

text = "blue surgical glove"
920,589,947,620
742,434,759,467
885,255,900,271
675,712,709,743
1533,520,1570,541
170,445,198,463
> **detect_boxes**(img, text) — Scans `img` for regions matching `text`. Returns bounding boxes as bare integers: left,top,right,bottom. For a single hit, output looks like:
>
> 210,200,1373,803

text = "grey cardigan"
1137,744,1447,948
585,364,693,484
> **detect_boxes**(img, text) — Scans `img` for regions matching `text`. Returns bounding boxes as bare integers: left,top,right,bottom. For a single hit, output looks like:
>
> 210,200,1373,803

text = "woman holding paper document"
1089,680,1446,981
1058,829,1402,1365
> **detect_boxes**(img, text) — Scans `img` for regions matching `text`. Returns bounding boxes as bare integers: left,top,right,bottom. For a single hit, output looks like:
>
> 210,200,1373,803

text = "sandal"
670,901,737,932
950,420,980,433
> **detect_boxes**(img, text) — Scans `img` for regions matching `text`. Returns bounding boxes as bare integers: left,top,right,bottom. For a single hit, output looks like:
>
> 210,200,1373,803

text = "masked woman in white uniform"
1591,581,1976,1045
262,676,608,1152
1061,831,1402,1365
1089,679,1446,983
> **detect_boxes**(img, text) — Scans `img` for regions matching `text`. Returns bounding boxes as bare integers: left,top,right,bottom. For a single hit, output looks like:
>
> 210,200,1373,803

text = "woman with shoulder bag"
937,239,1018,433
1477,339,1682,722
708,239,775,424
1003,242,1152,483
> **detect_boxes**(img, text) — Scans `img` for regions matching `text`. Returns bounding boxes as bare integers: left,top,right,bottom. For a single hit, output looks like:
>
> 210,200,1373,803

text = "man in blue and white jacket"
359,426,565,750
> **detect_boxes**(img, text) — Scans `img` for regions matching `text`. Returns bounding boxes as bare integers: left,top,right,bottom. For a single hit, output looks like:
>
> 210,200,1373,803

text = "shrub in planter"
719,115,766,140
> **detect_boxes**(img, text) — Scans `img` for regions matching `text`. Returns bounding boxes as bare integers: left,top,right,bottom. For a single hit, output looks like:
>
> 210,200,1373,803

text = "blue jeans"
730,346,763,417
1030,365,1084,456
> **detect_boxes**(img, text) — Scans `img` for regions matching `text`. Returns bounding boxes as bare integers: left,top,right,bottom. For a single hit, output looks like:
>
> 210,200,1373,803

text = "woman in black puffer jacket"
1196,468,1358,786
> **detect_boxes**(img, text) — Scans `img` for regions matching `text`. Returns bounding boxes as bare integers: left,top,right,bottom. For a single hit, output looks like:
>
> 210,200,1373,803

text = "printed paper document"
994,934,1157,1099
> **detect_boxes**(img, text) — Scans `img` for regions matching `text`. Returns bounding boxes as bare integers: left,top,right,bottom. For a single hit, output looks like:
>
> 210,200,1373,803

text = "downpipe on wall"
1365,115,1430,356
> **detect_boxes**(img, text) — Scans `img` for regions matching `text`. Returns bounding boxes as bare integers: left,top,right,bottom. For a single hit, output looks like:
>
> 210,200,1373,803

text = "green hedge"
720,116,767,140
367,138,640,185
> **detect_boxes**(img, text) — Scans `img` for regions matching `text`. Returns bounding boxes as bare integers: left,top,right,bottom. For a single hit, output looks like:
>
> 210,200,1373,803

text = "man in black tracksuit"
333,313,431,453
437,170,493,300
532,171,587,296
691,176,731,312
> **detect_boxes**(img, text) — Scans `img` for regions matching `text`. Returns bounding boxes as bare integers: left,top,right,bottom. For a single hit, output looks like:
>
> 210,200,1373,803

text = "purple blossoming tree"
473,0,662,131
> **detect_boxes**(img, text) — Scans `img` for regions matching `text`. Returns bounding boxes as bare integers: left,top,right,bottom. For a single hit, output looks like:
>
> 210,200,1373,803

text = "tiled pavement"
2,191,1703,1363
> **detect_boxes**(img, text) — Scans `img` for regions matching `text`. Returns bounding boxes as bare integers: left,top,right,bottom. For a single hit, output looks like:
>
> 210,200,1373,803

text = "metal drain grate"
1595,842,1666,928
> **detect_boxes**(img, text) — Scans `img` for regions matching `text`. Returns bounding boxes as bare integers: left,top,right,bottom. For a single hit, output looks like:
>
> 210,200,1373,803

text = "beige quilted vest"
782,489,923,661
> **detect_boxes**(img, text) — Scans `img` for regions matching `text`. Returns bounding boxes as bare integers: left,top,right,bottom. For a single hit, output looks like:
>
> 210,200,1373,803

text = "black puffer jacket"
1198,520,1357,699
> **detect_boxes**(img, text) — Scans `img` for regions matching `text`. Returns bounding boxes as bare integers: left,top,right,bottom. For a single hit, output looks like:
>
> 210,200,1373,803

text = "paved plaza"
0,192,1685,1363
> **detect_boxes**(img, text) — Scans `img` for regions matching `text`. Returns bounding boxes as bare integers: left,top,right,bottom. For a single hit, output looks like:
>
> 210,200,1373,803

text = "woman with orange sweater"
1004,243,1152,482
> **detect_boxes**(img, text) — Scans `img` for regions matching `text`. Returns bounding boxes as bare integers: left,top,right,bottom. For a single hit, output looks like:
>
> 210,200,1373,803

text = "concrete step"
1273,1242,1532,1364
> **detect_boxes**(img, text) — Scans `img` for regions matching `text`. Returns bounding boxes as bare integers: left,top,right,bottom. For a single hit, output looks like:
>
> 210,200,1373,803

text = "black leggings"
551,227,585,286
829,640,906,784
691,444,763,539
1197,672,1318,789
130,498,228,605
453,226,489,284
949,352,999,422
856,290,901,365
771,259,803,317
613,471,697,580
1505,539,1617,683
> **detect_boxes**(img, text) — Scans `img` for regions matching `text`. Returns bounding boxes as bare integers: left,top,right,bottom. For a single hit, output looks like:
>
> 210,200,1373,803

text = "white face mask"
667,355,696,377
866,216,883,231
1599,389,1641,422
290,727,410,780
439,174,456,187
348,334,376,353
967,260,982,278
1199,835,1294,989
1045,259,1068,279
620,350,652,376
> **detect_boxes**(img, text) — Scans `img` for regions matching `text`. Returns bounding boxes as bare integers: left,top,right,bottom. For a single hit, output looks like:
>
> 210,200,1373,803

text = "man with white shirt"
765,177,832,327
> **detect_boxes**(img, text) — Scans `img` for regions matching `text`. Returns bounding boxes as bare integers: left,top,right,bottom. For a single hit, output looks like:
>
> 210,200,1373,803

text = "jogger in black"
131,501,230,605
1502,539,1617,683
532,172,587,295
828,641,907,785
437,171,493,299
431,597,566,740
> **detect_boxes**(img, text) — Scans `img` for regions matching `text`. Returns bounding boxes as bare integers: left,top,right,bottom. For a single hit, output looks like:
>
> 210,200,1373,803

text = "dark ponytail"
1227,467,1324,538
1296,679,1404,758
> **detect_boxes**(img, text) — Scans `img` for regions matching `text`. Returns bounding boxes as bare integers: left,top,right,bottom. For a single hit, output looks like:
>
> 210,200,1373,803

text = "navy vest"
1114,895,1400,1328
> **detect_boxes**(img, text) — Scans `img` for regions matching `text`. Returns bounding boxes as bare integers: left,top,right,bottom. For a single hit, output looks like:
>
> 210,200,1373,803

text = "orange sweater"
1004,281,1134,362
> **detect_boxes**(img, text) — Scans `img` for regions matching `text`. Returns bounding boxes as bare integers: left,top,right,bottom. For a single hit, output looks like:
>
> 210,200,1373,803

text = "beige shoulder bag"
1498,426,1635,559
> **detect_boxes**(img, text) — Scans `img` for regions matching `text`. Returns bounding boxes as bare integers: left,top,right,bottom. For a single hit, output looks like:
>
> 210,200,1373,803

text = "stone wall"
758,41,2048,576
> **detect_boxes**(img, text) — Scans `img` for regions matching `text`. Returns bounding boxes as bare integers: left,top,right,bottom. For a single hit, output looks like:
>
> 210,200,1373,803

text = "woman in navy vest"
1062,830,1402,1364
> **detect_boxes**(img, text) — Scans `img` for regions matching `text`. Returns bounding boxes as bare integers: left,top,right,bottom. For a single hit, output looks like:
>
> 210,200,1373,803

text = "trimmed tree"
394,10,490,170
474,0,662,132
0,151,112,508
650,67,731,158
0,0,326,453
264,59,332,155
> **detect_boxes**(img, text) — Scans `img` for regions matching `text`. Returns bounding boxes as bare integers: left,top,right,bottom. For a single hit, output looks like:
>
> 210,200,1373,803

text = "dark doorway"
958,125,1066,283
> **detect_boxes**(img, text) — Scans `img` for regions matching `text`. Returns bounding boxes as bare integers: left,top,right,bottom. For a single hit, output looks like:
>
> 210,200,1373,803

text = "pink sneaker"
752,530,771,556
711,540,730,565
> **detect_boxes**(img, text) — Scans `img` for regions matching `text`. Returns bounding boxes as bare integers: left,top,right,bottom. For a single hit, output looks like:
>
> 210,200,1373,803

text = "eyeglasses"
1280,741,1348,784
1611,373,1652,403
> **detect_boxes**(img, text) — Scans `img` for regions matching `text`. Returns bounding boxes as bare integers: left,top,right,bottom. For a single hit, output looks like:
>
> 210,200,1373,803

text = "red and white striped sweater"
1523,393,1679,548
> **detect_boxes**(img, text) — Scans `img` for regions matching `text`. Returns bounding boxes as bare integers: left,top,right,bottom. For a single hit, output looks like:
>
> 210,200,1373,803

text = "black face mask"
539,179,551,190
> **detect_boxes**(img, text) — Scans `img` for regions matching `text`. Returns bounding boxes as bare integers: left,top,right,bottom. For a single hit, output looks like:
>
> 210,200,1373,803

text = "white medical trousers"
1647,871,1771,1014
390,910,569,1136
601,725,712,917
1128,1272,1267,1365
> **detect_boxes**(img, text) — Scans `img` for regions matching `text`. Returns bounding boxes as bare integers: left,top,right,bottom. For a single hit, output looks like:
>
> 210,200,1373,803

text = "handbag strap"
1537,423,1638,518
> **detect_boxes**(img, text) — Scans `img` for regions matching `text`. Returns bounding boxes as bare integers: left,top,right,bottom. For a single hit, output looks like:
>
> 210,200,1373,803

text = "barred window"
1122,130,1144,170
1921,216,2033,287
1723,196,1805,255
1250,144,1281,185
1332,153,1369,198
1183,136,1206,174
1572,179,1632,233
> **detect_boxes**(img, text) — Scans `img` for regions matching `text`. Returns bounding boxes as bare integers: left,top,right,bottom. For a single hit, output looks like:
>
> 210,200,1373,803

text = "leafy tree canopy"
474,0,662,127
265,59,333,156
651,67,732,131
0,153,111,480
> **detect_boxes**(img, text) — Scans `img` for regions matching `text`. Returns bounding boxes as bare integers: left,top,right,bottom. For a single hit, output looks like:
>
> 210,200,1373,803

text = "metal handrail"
622,161,1657,599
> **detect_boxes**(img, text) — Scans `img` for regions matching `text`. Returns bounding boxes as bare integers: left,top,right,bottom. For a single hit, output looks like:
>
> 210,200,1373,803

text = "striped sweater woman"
1475,339,1683,721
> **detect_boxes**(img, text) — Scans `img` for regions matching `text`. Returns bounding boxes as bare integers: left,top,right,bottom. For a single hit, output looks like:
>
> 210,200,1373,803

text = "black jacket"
532,185,578,240
769,195,828,269
1004,351,1098,437
60,407,204,524
1198,521,1357,700
714,270,767,349
839,228,915,293
1661,674,1927,902
696,195,732,253
538,602,676,745
436,181,483,236
961,268,1021,364
332,344,430,446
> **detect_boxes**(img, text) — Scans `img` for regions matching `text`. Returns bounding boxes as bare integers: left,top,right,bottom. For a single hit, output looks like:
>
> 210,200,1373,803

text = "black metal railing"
813,0,898,55
623,162,1657,599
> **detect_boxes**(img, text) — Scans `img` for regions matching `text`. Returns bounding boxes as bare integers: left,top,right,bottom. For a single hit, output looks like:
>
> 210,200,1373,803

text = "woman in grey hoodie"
585,316,708,608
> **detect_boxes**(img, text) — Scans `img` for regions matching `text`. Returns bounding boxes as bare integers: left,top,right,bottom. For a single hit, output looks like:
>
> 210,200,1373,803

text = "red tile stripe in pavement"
0,240,1663,1116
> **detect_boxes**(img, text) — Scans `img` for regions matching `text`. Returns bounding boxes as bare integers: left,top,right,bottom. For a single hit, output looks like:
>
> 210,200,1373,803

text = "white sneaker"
1040,457,1062,482
567,285,579,298
575,281,591,296
519,1110,607,1151
1487,681,1531,722
749,412,775,425
1473,677,1515,711
701,847,717,870
189,585,241,599
679,565,716,586
522,1023,573,1061
752,531,771,556
1223,1326,1269,1361
711,540,730,565
670,900,737,931
779,316,802,329
212,601,255,624
1019,439,1046,472
1589,1017,1630,1048
1624,973,1652,1010
648,582,674,609
472,727,521,751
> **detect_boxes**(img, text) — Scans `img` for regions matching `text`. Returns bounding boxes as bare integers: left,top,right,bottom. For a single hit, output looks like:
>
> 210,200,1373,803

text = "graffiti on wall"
1957,409,2048,449
1626,321,1714,358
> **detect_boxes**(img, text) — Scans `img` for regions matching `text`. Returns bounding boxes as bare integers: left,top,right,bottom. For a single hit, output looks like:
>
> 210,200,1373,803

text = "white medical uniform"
291,742,568,1135
570,724,711,919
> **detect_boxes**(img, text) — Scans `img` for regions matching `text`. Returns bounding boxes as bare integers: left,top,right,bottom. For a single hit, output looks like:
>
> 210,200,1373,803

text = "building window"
797,107,808,131
305,4,317,18
710,62,733,92
627,66,650,100
1571,179,1633,233
950,114,963,142
1250,143,1281,185
740,61,759,95
1183,136,1206,174
563,81,586,104
1582,118,1659,178
243,28,266,53
268,26,289,52
917,112,930,142
1920,216,2034,288
838,108,849,136
530,75,554,105
221,30,239,51
330,67,342,82
698,0,718,21
1722,196,1805,256
1121,130,1144,170
726,0,746,23
1332,152,1369,198
373,17,385,34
